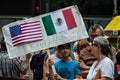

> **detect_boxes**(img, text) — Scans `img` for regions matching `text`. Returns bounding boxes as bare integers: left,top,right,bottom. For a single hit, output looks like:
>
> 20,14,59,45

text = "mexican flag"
42,8,77,36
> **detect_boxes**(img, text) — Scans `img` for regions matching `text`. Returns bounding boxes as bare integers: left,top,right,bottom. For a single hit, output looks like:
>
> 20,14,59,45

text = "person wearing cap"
86,36,114,80
88,24,116,63
51,43,80,80
0,37,31,79
78,24,104,78
78,24,116,78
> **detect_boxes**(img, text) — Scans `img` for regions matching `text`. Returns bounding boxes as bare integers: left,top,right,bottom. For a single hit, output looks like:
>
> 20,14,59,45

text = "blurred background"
0,0,120,47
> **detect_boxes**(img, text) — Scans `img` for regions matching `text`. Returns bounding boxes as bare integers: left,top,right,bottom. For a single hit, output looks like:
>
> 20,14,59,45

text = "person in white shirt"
51,50,62,63
86,36,114,80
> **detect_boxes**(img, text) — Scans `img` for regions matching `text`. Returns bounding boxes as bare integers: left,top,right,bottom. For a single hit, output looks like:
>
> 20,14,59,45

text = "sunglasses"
90,35,100,38
92,43,99,46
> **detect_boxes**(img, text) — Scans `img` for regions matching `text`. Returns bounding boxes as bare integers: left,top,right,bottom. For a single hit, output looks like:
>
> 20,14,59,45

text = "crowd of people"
0,24,120,80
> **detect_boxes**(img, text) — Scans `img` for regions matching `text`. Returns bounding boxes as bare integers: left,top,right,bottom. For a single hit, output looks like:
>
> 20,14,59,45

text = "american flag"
9,20,43,46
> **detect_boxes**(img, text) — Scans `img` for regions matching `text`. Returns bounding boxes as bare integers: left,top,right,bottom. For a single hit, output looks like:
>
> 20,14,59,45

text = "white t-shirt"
51,53,61,63
86,57,114,80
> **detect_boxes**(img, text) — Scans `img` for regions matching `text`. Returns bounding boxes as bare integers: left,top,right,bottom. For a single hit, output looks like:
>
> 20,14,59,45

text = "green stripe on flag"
42,15,56,36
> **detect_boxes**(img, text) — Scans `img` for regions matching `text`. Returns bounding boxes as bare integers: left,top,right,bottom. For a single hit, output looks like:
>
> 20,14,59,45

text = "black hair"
0,37,7,51
116,51,120,65
57,43,71,50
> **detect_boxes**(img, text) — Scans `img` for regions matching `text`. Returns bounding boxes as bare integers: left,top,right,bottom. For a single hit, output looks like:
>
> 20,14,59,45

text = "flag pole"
46,48,56,74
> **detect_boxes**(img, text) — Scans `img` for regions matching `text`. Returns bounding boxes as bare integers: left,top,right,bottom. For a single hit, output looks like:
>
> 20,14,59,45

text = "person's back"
0,37,24,78
0,37,30,79
115,51,120,79
0,52,24,78
51,51,62,63
30,50,48,80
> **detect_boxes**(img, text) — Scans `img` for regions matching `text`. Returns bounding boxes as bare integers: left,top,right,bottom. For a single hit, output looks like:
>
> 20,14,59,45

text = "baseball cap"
93,36,109,46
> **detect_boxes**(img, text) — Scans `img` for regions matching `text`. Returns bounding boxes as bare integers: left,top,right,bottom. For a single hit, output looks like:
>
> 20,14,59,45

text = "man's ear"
98,44,101,50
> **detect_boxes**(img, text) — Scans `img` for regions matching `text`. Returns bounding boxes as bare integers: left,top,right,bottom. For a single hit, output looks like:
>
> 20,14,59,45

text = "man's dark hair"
57,43,71,50
0,37,7,51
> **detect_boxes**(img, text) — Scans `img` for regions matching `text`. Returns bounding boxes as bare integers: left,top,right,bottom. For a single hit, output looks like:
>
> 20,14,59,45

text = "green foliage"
110,43,117,48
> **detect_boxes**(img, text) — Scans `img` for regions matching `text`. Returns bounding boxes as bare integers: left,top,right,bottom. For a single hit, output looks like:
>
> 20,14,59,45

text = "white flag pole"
46,48,56,74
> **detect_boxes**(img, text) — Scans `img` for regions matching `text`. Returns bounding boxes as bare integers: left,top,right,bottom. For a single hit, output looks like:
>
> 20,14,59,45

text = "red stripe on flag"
12,36,43,43
13,39,43,46
12,33,43,41
12,36,43,46
21,27,41,31
22,30,42,34
21,21,40,25
21,23,40,28
62,8,77,29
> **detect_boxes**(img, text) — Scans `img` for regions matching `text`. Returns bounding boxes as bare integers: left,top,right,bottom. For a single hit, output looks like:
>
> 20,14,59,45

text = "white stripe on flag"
22,28,42,33
51,11,68,33
21,25,41,30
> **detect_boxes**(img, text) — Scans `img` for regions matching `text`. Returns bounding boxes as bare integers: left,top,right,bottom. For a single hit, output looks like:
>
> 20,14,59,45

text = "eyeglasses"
90,35,100,38
92,43,99,47
57,47,70,52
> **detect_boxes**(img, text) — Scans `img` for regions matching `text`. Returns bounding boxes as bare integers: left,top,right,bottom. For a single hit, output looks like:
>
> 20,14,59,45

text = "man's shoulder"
0,52,9,58
71,59,79,65
54,60,62,64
